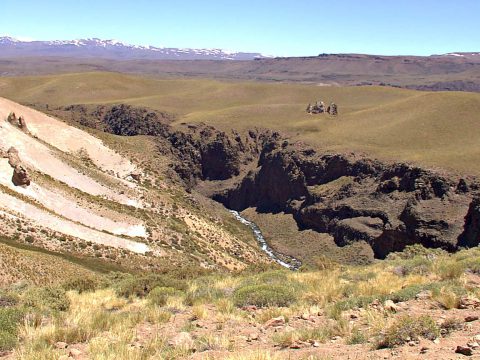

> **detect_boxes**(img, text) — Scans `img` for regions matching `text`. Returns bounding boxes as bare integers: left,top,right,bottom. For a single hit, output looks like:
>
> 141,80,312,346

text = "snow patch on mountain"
0,36,270,60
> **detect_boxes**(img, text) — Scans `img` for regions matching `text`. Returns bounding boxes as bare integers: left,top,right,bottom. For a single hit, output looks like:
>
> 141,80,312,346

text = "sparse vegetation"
0,245,476,358
233,284,297,308
376,315,439,348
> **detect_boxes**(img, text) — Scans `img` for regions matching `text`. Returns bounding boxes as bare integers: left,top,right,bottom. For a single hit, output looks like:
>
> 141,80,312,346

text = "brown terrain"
2,52,480,92
0,56,479,359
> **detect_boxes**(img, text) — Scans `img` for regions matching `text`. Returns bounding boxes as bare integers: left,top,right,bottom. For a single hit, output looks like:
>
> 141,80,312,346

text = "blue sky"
1,0,479,56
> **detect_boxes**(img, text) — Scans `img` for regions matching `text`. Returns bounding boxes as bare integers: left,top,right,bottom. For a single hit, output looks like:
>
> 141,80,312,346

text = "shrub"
331,295,379,314
388,284,426,302
313,255,340,271
0,308,24,351
148,287,181,306
184,286,224,306
376,315,439,348
435,260,466,280
0,291,19,307
22,286,70,312
0,331,17,351
273,323,343,348
115,274,186,298
347,326,368,345
440,317,464,334
432,287,462,309
387,244,446,260
399,257,433,276
62,276,99,293
233,284,296,308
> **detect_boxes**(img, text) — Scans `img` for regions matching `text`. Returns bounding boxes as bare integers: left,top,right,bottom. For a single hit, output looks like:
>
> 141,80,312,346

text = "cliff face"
171,128,480,258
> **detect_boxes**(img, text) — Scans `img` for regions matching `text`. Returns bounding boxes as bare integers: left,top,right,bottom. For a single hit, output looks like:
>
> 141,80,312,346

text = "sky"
1,0,479,56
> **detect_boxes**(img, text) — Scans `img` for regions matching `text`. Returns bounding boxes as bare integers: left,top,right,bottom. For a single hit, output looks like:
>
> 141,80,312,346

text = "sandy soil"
0,97,136,177
0,120,140,207
0,190,149,254
0,159,147,237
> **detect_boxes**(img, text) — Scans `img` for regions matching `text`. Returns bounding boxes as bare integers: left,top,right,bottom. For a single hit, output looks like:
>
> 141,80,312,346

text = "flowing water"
229,210,302,270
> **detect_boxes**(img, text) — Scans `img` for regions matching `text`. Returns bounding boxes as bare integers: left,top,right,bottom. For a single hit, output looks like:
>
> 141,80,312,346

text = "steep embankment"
0,98,273,284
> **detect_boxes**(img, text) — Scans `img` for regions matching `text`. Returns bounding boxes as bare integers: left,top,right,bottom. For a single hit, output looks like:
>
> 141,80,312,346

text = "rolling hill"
1,72,479,175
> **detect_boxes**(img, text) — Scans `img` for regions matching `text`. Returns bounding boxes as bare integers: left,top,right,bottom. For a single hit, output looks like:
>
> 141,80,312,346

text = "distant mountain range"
0,36,270,60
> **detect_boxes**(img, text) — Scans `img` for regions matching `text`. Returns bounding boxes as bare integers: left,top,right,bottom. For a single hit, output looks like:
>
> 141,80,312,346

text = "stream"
229,210,302,270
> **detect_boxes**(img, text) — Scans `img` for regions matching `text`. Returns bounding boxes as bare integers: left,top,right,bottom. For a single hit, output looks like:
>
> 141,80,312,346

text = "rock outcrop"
12,165,31,187
164,124,276,187
204,135,478,258
327,103,338,115
307,100,328,114
7,147,31,187
6,112,30,133
7,147,21,168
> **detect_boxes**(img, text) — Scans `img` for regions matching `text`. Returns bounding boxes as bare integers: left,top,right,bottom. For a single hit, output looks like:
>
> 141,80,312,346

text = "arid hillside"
0,97,273,281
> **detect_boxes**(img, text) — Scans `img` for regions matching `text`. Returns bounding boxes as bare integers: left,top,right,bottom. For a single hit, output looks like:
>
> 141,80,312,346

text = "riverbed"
229,210,302,270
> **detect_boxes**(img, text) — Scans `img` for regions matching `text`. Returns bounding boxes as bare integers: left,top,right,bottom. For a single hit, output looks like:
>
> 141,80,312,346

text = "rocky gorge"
44,104,480,262
161,122,480,260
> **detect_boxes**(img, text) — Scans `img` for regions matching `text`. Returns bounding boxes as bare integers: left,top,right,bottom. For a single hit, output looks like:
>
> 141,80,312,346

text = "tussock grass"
5,244,479,358
375,315,439,348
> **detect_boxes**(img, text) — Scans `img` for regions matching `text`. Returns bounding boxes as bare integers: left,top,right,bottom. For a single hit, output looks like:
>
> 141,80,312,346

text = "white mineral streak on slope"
0,121,140,207
0,97,136,178
0,191,149,254
0,160,147,238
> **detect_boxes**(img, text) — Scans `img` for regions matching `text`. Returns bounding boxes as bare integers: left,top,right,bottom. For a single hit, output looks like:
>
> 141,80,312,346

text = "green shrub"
148,287,181,306
22,286,70,312
0,308,24,351
331,295,380,313
0,308,23,335
184,286,224,306
388,284,426,302
115,274,186,298
233,284,296,308
62,277,99,293
435,260,466,280
0,331,17,351
376,315,439,348
387,244,446,260
400,257,433,276
0,291,19,307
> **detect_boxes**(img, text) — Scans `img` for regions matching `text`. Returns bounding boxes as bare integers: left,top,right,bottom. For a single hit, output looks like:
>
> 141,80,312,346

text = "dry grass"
2,72,480,175
6,246,479,359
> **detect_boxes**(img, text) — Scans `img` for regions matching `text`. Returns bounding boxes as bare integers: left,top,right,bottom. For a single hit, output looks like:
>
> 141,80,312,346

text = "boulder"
130,172,142,181
18,116,30,133
455,345,473,356
6,147,31,187
12,165,31,187
264,316,286,328
328,103,338,115
384,299,399,312
6,112,17,125
7,147,21,168
459,296,480,309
